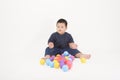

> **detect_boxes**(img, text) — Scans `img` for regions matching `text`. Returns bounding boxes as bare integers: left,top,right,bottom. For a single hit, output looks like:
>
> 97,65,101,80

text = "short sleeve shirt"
48,32,74,49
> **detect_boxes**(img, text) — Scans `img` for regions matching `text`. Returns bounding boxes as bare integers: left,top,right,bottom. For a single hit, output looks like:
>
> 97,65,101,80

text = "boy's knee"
45,47,55,56
67,48,80,56
46,47,54,50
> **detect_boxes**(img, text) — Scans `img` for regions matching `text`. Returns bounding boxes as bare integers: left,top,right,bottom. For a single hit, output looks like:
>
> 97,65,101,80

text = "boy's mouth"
58,30,62,32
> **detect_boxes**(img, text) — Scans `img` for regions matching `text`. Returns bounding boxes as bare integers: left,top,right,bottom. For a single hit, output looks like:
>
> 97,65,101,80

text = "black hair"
56,18,67,27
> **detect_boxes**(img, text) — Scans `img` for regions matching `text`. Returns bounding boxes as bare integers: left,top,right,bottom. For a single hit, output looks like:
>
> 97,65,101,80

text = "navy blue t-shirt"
48,32,74,49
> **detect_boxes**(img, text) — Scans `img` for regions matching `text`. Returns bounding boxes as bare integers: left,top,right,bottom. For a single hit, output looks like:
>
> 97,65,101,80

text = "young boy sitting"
45,18,91,59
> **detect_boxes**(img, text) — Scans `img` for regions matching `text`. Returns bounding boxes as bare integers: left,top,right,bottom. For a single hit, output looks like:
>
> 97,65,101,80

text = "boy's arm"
48,33,55,48
69,43,77,49
68,34,77,49
48,42,54,48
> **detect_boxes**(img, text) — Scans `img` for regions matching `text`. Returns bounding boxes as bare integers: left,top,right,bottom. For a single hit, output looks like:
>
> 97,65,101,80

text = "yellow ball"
54,62,59,69
80,58,86,63
56,54,61,57
53,60,58,63
65,56,69,60
40,58,45,65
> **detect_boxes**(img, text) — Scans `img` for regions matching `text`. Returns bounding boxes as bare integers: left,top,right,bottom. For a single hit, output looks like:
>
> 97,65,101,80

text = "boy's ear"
66,26,67,29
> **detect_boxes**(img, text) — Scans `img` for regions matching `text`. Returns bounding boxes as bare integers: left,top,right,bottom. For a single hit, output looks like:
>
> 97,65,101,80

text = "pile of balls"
40,51,75,72
40,51,87,72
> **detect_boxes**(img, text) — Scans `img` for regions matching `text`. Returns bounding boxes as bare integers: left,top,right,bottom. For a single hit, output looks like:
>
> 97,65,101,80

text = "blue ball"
49,61,54,68
63,51,69,56
46,59,51,66
62,65,69,72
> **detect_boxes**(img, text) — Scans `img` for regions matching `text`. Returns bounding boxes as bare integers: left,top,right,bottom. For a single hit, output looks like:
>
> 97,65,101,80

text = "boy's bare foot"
75,53,91,59
80,54,91,59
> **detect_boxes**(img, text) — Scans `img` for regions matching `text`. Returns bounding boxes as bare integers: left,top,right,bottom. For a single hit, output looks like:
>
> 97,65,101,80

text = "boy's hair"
56,18,67,27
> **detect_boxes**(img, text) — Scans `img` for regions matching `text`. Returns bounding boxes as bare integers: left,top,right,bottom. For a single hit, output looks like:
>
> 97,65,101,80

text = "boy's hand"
48,42,54,48
45,55,50,59
69,43,77,49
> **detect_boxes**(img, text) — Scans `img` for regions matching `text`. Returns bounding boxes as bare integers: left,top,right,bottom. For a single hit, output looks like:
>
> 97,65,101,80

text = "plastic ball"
65,56,69,60
53,60,58,63
46,59,51,66
80,57,86,63
49,61,54,68
64,59,68,64
56,54,61,57
68,58,72,62
50,56,55,61
60,60,65,68
63,51,69,56
40,58,45,65
54,56,61,62
66,60,72,69
54,62,60,69
70,55,75,61
62,65,69,72
68,54,72,57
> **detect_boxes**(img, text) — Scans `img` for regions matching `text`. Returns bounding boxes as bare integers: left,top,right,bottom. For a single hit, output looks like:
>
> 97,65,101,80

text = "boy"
45,18,91,59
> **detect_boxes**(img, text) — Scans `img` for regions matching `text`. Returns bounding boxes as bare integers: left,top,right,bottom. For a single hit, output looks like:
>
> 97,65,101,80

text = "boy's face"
56,23,67,34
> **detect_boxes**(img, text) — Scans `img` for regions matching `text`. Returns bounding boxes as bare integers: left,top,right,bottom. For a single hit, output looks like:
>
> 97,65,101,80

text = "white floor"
37,51,120,80
1,47,120,80
0,0,120,79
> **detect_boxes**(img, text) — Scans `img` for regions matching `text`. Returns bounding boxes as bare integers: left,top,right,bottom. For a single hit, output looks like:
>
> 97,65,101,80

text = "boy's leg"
45,47,61,58
75,52,91,59
44,47,53,58
67,48,91,59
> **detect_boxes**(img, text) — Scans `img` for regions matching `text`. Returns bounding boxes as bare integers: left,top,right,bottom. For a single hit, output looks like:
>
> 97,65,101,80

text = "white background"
0,0,120,80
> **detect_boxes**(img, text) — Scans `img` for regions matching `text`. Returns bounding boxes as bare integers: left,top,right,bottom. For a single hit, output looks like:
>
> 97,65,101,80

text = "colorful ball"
63,51,69,56
60,60,65,68
54,56,61,62
53,60,58,63
54,62,60,69
49,61,54,68
65,56,69,60
46,59,51,66
68,58,72,62
80,57,86,63
50,55,55,61
70,55,75,61
62,65,69,72
56,54,61,57
40,58,45,65
66,60,72,69
68,54,72,57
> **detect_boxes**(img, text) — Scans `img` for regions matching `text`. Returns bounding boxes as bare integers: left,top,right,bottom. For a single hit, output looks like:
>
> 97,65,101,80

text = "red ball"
66,60,72,69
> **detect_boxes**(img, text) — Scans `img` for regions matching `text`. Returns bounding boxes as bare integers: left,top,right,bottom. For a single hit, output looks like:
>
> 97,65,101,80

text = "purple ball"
50,55,55,61
68,54,72,57
68,58,72,62
70,55,75,61
60,60,65,68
